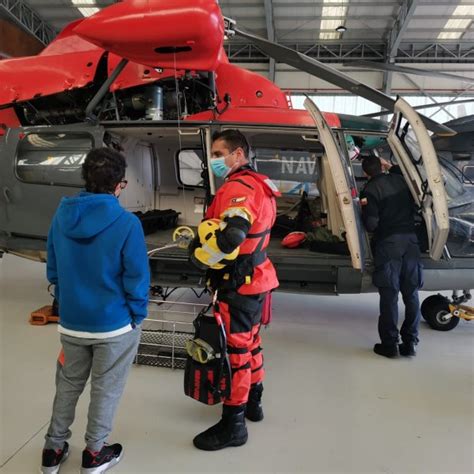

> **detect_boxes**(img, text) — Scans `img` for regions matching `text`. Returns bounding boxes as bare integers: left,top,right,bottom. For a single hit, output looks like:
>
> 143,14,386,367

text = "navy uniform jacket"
360,172,416,242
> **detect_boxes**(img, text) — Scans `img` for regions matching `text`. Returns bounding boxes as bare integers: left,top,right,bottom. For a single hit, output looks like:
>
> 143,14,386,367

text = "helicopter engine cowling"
74,0,224,71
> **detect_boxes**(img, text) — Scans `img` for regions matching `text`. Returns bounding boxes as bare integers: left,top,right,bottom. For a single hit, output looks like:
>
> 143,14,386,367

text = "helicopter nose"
73,0,224,70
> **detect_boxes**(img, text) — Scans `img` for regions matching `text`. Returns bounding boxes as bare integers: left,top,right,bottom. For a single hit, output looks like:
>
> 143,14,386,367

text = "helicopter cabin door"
0,125,104,240
304,98,365,271
386,98,449,260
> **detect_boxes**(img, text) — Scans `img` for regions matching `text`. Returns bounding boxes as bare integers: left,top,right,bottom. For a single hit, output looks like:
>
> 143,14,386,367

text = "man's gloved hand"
189,219,240,270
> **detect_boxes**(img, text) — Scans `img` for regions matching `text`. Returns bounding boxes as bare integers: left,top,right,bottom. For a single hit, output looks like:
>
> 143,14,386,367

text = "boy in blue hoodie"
41,148,150,474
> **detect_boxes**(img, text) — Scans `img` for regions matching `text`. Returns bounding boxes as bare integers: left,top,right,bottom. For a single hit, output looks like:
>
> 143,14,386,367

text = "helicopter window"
16,132,93,187
462,165,474,184
253,148,321,196
403,132,466,201
177,149,204,188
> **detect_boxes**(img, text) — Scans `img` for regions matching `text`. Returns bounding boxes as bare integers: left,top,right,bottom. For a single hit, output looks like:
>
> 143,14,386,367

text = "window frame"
175,148,206,189
15,131,95,188
462,164,474,185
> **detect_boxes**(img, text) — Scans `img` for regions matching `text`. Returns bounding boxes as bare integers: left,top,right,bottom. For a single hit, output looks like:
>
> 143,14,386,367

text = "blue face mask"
210,157,231,178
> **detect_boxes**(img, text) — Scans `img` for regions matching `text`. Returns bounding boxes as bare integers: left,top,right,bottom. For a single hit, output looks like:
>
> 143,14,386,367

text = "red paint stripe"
322,112,342,128
208,371,214,405
194,370,201,401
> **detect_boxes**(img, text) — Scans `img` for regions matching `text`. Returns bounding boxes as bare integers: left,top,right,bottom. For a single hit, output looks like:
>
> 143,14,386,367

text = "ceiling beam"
402,74,456,120
264,0,276,81
0,0,56,44
387,0,418,60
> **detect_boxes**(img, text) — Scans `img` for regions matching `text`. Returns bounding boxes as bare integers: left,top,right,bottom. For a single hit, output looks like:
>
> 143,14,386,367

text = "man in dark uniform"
360,155,423,358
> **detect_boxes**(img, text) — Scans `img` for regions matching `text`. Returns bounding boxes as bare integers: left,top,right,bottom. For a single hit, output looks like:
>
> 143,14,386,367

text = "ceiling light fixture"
335,25,347,33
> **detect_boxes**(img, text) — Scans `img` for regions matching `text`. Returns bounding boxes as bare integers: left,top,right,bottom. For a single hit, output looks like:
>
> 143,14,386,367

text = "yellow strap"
245,275,252,285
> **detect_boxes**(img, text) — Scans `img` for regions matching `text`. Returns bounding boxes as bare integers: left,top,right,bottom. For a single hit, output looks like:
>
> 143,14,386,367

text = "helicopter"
0,0,472,331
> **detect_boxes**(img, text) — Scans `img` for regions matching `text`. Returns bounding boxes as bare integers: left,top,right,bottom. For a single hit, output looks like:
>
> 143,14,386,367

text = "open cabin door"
304,98,364,271
387,98,449,260
0,125,105,239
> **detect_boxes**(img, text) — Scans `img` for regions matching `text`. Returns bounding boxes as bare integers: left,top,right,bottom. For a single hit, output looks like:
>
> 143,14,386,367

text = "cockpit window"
402,129,473,257
404,132,465,201
16,132,93,187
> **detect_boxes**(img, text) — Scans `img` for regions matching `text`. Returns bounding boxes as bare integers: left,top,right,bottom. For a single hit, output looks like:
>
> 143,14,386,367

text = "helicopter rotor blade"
233,28,455,136
364,99,474,117
345,61,474,84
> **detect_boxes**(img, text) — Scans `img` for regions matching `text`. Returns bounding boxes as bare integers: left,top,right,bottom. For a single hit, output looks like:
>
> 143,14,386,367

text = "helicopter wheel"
421,294,460,331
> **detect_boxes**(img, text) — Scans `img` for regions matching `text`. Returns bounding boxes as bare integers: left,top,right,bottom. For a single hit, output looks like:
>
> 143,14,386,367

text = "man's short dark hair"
362,155,382,178
212,129,249,158
82,148,127,194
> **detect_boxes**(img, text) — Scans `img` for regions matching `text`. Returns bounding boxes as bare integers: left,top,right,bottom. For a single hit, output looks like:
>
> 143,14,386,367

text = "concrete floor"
0,253,473,474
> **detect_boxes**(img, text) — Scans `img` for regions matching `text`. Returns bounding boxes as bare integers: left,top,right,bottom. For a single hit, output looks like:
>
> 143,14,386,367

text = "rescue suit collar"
224,164,255,180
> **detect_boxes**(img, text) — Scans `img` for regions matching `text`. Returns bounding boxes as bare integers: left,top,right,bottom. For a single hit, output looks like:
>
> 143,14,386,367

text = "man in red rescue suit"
190,129,280,451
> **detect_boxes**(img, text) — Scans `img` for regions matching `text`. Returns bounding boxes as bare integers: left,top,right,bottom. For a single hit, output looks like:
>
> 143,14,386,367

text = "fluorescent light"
438,31,462,39
437,4,474,40
444,19,471,29
321,20,344,30
72,0,100,17
77,8,100,16
454,5,474,15
320,32,340,39
322,6,348,17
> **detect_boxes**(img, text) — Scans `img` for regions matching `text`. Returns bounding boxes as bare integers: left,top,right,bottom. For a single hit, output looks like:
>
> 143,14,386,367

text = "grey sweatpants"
44,327,141,451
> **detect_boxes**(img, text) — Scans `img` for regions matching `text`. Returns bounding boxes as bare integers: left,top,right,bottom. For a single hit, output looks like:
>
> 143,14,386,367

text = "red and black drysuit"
205,166,280,406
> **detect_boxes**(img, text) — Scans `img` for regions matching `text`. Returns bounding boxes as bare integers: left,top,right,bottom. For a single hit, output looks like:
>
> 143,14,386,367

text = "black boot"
373,343,399,358
193,404,248,451
399,341,416,357
246,383,264,422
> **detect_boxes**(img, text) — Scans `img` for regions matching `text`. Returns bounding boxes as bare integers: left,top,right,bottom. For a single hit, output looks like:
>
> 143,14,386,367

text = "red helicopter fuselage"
0,0,344,134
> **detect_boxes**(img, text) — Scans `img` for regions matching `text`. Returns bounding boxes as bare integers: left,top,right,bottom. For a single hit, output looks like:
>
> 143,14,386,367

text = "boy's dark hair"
212,129,249,158
82,148,127,194
362,155,382,178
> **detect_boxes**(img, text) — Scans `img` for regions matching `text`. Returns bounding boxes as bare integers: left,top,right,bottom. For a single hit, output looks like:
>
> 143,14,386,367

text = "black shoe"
40,442,69,474
246,383,264,422
81,444,123,473
373,343,399,358
193,404,248,451
399,342,416,357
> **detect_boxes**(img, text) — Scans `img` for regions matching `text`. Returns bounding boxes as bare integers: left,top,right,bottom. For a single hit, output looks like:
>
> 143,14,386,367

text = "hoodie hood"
56,191,125,239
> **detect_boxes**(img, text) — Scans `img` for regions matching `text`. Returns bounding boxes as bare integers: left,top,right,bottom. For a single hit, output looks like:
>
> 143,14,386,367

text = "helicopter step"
421,290,472,331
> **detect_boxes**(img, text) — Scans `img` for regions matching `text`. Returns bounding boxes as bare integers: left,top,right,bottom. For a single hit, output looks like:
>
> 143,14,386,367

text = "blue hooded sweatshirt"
47,192,150,333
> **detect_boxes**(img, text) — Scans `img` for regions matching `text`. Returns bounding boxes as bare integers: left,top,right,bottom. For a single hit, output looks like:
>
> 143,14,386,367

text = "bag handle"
210,290,231,399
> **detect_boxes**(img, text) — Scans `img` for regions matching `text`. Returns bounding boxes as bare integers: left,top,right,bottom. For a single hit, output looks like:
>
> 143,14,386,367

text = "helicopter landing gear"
421,290,472,331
